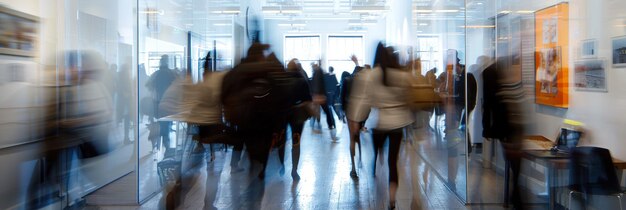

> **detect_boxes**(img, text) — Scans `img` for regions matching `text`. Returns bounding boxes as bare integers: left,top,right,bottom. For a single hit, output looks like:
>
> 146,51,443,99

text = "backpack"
222,63,296,129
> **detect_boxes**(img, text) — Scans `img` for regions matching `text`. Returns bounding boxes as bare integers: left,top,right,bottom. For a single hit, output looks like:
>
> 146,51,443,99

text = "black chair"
568,147,625,209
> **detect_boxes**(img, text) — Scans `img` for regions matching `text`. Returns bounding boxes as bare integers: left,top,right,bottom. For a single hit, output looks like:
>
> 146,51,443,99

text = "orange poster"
535,3,569,108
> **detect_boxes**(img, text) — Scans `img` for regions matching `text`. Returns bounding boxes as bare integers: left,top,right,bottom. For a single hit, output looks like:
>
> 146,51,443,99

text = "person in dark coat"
276,58,312,180
311,63,338,140
482,56,528,210
309,63,324,132
338,71,352,121
465,71,477,153
221,43,284,179
324,66,340,120
147,54,178,153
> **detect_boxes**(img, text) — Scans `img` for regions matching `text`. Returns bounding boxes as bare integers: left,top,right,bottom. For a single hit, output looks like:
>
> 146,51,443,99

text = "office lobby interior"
1,0,626,209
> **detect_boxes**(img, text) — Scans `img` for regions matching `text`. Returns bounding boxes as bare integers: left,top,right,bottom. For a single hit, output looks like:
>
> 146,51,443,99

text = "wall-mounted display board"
612,36,626,68
535,2,569,108
0,6,38,57
574,59,607,92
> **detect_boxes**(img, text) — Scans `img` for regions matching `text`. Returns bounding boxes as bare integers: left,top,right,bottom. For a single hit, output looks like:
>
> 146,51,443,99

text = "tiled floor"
85,119,515,210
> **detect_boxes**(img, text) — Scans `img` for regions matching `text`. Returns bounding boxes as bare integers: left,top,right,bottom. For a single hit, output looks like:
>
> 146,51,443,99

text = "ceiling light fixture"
344,30,367,33
140,10,164,15
348,20,377,26
262,6,303,14
436,9,460,13
350,6,389,13
288,30,311,33
413,9,461,13
210,6,240,14
278,23,307,27
461,25,495,28
414,9,433,13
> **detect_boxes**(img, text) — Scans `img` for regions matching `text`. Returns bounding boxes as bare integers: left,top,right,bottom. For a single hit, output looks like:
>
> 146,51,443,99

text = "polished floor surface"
84,116,521,210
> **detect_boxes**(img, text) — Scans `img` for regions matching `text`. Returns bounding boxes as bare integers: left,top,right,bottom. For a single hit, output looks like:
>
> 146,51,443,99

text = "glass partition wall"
0,0,137,208
0,0,237,208
0,0,476,208
412,0,469,202
136,0,239,202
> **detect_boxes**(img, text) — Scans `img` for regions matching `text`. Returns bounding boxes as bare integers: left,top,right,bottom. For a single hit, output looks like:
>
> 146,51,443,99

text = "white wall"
561,0,626,160
386,0,414,60
497,0,626,160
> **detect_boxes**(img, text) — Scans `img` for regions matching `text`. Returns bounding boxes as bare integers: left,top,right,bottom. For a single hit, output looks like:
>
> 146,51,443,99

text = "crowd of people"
146,40,518,210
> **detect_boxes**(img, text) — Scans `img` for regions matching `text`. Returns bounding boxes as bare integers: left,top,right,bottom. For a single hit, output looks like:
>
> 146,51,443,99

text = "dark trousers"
238,128,273,176
372,128,403,184
320,103,336,129
502,141,524,210
159,121,172,149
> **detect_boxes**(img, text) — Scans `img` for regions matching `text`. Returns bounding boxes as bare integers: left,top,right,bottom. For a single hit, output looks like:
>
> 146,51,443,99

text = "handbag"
301,101,319,119
290,101,315,123
194,124,240,145
407,75,441,112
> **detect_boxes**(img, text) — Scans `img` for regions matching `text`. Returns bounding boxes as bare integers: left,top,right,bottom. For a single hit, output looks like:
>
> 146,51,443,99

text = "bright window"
284,35,321,77
327,36,364,80
416,35,442,75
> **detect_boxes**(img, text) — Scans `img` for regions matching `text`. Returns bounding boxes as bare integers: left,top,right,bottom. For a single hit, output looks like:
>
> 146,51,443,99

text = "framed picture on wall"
534,2,569,108
574,59,607,92
611,35,626,68
581,39,598,59
536,47,562,94
0,6,39,57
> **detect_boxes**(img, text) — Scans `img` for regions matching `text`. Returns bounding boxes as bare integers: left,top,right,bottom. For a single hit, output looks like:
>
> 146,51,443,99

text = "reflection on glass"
413,0,468,202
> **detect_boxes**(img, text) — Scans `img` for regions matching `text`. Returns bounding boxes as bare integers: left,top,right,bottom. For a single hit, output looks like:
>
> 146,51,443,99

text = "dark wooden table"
513,137,626,210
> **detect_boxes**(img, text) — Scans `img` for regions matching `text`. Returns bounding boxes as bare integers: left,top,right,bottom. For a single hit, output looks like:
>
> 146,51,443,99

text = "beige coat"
187,72,226,125
347,67,414,130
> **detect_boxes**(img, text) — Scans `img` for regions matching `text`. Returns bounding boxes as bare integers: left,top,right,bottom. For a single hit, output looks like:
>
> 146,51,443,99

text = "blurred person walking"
437,49,464,191
34,51,113,209
338,70,351,122
309,63,323,133
221,43,287,179
311,63,338,140
324,66,341,120
483,56,530,209
147,55,178,153
324,66,340,140
343,55,366,178
189,52,230,162
348,42,415,209
117,57,133,144
276,58,313,180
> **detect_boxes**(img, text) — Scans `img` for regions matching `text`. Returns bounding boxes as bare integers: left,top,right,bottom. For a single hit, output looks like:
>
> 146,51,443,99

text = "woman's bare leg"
348,120,360,177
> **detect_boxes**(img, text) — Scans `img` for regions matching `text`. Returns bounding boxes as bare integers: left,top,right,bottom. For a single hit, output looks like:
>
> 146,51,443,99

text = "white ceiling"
146,0,495,37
